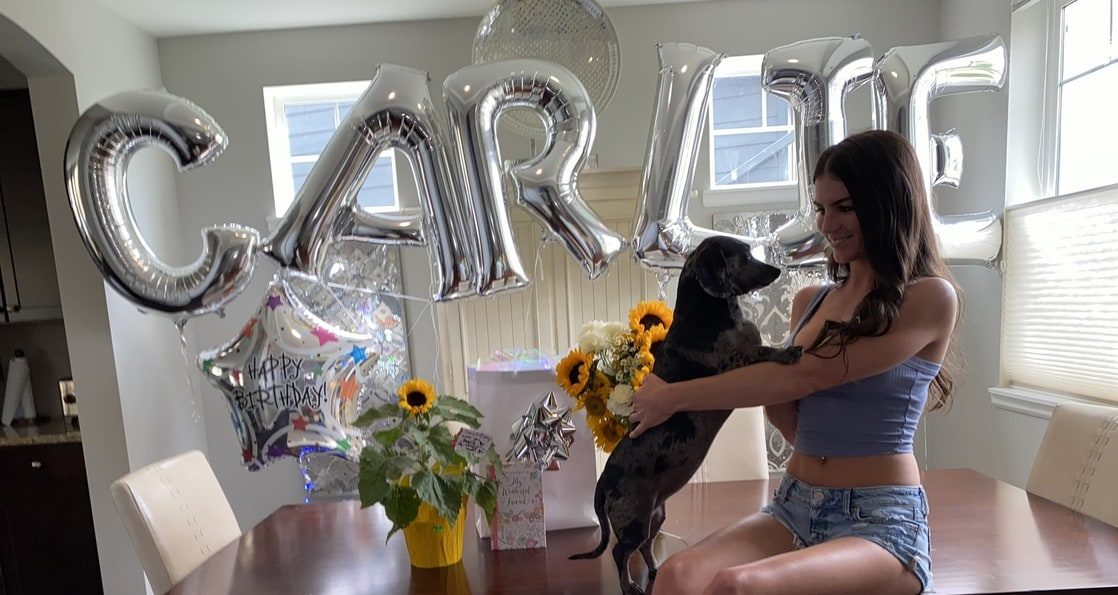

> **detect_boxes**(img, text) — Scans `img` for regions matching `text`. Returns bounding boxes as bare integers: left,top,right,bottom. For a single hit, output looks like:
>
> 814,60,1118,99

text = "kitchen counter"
0,421,81,447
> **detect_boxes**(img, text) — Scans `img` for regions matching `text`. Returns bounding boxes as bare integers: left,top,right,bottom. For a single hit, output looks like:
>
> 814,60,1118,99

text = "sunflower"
593,416,630,453
397,379,437,416
631,365,651,389
592,370,610,392
643,324,668,355
556,349,594,397
582,390,609,417
629,301,673,335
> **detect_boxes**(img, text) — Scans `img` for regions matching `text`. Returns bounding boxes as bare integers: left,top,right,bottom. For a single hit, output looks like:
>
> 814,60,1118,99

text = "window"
1055,0,1118,194
708,55,795,191
263,81,400,217
997,0,1118,412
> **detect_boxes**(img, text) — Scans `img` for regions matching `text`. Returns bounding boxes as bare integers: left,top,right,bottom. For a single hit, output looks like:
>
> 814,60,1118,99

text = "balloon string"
523,231,548,350
656,271,672,302
173,320,202,425
403,297,439,387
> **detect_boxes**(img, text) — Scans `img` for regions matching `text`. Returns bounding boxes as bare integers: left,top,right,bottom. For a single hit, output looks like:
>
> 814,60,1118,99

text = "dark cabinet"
0,89,63,323
0,442,102,594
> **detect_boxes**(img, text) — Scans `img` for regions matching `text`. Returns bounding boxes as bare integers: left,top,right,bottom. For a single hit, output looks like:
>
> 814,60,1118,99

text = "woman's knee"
653,550,710,594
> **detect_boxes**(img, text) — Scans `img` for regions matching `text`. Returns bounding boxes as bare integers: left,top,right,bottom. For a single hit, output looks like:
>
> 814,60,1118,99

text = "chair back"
1027,401,1118,528
111,450,240,593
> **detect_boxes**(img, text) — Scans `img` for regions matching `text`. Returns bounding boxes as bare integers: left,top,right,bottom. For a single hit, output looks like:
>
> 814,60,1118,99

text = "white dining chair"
110,450,241,593
1027,401,1118,528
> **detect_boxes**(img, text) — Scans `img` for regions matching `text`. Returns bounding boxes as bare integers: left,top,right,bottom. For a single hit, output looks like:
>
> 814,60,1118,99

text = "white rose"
607,384,634,417
578,321,610,353
601,321,627,341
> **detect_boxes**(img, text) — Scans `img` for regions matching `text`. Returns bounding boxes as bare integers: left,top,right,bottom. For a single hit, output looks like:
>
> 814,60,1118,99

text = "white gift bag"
468,366,599,537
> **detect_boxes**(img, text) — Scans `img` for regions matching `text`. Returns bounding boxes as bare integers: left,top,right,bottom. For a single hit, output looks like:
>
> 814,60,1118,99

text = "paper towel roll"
1,355,31,426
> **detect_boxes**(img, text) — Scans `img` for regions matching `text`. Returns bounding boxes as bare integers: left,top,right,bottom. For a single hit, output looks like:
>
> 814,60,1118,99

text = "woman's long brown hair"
807,130,962,411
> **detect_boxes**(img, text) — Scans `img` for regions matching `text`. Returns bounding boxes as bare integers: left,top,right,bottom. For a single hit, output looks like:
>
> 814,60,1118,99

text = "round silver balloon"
444,59,624,292
64,90,260,319
762,36,875,269
872,34,1007,265
632,43,767,272
198,271,374,471
263,64,477,302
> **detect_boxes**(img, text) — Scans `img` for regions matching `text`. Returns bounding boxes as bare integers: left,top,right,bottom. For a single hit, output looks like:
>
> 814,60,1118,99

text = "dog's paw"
780,346,804,364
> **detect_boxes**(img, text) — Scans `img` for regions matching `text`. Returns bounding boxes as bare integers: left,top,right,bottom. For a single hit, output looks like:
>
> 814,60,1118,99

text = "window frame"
994,0,1118,418
701,54,798,209
262,81,400,219
1051,0,1118,195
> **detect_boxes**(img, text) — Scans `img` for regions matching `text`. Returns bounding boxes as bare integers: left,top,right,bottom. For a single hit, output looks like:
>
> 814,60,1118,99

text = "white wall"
0,2,201,593
923,0,1051,488
0,55,24,90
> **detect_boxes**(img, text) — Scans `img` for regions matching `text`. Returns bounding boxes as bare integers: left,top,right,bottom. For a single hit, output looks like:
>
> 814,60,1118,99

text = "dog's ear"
695,241,737,298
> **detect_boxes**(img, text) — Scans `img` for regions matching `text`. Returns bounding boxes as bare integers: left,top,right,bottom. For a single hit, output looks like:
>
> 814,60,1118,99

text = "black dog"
569,236,802,595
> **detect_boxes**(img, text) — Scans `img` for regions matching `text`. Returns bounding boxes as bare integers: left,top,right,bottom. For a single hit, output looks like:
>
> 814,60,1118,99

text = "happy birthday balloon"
198,272,378,470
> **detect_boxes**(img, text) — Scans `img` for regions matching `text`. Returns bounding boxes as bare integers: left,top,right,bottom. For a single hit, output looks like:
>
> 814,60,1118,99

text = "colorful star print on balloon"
198,271,381,471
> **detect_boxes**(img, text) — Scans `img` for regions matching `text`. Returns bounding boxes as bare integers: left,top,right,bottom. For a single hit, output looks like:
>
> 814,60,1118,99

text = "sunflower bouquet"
555,301,673,453
355,378,501,541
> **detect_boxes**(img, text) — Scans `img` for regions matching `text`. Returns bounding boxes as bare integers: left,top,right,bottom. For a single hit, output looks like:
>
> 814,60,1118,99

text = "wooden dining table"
167,468,1118,594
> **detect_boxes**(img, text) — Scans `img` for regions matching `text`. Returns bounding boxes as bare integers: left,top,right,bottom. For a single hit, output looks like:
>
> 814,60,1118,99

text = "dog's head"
683,236,781,298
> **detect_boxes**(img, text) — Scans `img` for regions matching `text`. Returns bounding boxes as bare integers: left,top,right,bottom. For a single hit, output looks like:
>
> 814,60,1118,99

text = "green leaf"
428,425,467,468
475,478,499,526
357,452,390,508
485,444,504,475
404,428,436,467
355,401,403,428
382,455,414,481
414,471,463,524
374,426,403,450
437,407,482,428
384,484,421,543
435,397,485,427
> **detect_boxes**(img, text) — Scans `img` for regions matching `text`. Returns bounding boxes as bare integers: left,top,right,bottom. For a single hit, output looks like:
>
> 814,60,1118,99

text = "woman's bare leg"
701,537,922,595
651,512,798,595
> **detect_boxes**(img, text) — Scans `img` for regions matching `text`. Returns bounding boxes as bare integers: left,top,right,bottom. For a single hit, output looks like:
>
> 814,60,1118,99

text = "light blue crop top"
788,286,941,458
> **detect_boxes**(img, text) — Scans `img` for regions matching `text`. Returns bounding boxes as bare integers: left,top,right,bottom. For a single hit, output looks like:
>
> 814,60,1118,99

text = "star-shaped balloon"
198,271,381,471
505,392,577,469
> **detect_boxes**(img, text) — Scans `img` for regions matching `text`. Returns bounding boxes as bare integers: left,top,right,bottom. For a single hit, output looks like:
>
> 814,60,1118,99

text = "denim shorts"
760,472,933,592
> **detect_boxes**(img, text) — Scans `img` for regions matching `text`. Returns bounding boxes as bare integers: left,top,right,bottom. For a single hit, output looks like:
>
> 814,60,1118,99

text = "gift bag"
468,365,599,538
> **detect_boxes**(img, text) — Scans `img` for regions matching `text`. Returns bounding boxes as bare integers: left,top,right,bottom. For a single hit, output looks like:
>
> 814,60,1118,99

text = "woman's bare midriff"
785,451,922,488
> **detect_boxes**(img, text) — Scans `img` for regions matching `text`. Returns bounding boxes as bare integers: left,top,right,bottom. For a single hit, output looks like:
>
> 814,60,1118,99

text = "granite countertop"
0,421,81,447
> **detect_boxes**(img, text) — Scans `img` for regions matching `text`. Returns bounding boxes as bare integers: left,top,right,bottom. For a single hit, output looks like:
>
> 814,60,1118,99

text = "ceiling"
96,0,711,38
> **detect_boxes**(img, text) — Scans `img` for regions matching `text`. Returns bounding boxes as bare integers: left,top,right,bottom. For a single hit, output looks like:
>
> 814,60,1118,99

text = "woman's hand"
629,374,679,438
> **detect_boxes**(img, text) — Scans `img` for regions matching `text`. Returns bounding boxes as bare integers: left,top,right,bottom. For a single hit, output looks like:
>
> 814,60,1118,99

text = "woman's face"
814,174,865,264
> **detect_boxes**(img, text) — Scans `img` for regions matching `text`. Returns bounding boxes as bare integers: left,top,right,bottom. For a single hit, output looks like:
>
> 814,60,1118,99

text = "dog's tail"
568,482,609,560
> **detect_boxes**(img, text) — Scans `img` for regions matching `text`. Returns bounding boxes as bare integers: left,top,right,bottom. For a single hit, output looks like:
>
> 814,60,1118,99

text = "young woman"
629,130,961,595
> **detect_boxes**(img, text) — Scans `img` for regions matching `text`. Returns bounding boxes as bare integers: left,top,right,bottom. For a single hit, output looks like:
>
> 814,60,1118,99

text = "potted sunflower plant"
556,300,673,452
356,378,501,568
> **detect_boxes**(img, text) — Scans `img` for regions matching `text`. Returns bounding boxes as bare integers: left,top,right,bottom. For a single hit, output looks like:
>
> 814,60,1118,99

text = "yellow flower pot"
403,499,468,568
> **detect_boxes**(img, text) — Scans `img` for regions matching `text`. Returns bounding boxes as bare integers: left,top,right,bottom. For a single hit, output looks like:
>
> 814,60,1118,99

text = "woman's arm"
764,403,797,445
630,278,957,438
762,286,817,444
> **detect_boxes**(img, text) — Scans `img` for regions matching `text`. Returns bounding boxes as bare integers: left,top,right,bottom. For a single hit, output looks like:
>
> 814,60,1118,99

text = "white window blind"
1001,183,1118,402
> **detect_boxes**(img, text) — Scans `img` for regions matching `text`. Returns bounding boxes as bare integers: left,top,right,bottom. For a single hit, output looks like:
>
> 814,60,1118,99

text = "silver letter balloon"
873,34,1008,265
64,91,260,320
445,60,625,293
262,64,479,302
633,43,766,272
762,36,875,269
